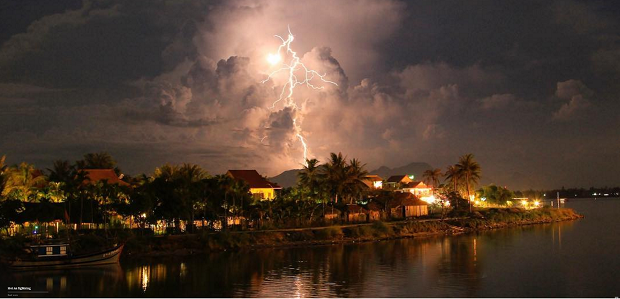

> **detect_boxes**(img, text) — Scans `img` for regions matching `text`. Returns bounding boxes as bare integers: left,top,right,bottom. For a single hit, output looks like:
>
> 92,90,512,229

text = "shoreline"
124,208,584,258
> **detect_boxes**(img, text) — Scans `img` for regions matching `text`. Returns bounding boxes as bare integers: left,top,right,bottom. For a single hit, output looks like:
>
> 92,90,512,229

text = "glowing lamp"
421,195,436,204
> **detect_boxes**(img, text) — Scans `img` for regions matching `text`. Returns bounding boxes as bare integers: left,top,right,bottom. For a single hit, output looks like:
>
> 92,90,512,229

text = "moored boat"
10,243,124,270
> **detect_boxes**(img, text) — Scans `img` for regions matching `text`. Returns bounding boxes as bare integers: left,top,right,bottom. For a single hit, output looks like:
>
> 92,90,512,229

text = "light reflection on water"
2,199,619,297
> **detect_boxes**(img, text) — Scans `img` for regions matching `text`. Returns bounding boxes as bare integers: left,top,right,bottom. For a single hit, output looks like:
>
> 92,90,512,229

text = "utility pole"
556,192,560,209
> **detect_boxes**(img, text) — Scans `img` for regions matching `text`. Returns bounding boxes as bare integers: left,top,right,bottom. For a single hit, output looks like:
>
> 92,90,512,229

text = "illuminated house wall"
227,170,281,201
249,188,276,200
362,175,384,189
402,181,433,197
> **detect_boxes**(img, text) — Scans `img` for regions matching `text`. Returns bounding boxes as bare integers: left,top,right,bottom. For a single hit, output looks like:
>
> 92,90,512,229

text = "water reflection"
4,264,122,297
3,199,618,297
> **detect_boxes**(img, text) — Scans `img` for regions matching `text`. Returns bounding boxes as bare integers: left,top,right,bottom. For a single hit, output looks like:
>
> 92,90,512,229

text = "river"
2,198,619,297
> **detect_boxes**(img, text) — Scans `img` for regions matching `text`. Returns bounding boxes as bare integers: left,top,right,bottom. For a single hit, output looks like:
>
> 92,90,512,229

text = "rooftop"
227,170,282,189
81,169,129,186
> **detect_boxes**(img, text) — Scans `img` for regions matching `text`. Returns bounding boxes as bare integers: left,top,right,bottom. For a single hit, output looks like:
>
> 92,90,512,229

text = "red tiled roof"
362,174,383,188
363,175,383,181
387,175,408,183
81,169,129,186
388,192,428,208
405,181,430,189
227,170,281,189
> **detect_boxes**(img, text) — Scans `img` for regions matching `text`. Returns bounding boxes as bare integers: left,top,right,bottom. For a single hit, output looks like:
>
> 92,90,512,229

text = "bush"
315,226,343,240
371,221,393,237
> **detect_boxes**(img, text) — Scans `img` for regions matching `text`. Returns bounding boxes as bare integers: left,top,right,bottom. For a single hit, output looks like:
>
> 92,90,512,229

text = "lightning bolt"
262,27,338,165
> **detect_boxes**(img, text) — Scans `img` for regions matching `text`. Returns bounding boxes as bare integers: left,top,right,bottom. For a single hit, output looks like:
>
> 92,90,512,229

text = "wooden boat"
10,243,124,270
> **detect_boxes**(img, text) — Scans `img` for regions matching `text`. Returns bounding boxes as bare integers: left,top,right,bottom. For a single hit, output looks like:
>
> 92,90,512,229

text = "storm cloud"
1,0,619,189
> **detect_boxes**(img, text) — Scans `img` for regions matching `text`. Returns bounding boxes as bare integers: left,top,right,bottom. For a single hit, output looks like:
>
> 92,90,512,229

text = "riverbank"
122,207,583,257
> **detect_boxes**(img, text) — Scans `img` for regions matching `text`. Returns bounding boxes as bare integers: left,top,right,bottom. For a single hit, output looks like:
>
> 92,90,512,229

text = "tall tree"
3,162,47,201
298,158,323,200
322,152,347,204
423,168,443,189
0,155,8,199
47,160,73,183
456,154,482,212
444,165,461,208
177,163,208,233
343,158,368,204
78,152,117,169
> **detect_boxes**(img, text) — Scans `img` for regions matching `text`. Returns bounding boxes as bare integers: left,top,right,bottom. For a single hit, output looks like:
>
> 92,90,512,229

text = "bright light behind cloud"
267,53,281,65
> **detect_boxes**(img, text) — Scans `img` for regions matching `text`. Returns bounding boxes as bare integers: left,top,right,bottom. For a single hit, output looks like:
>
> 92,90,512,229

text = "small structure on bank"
324,207,342,221
388,193,429,218
226,170,282,200
344,204,368,222
365,201,384,221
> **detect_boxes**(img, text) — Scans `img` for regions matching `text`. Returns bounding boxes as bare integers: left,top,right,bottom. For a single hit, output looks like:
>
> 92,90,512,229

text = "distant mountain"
270,169,302,188
370,162,433,181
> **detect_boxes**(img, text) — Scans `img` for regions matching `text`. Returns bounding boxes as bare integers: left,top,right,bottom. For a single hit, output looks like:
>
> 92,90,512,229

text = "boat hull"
10,244,124,270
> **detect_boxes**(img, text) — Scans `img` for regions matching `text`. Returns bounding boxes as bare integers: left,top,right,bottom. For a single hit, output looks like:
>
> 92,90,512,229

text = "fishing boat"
9,243,124,270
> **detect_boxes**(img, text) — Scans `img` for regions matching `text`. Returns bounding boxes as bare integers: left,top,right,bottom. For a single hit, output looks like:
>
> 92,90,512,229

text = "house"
401,181,433,197
344,204,368,222
226,170,281,200
324,208,341,221
81,169,129,186
362,175,383,189
365,201,383,221
385,175,414,189
387,193,428,218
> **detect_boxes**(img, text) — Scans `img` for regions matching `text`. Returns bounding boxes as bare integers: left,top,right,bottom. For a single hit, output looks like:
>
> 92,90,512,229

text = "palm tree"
444,165,461,208
298,158,323,200
153,163,179,181
0,155,8,198
3,162,47,201
79,152,117,169
44,182,66,203
456,154,482,212
422,168,442,189
322,152,347,204
47,160,73,183
176,163,208,233
343,158,368,204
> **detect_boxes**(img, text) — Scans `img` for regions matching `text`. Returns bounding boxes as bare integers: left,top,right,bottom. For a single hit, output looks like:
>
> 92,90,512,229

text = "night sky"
1,0,619,190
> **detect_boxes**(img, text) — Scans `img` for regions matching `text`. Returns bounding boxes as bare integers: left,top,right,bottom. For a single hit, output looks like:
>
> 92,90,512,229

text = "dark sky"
1,0,619,190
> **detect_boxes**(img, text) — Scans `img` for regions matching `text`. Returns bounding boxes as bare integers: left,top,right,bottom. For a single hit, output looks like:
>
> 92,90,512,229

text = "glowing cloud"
261,27,338,165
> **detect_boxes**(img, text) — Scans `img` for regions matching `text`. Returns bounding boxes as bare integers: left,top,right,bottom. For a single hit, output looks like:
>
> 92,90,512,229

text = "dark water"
3,198,619,297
